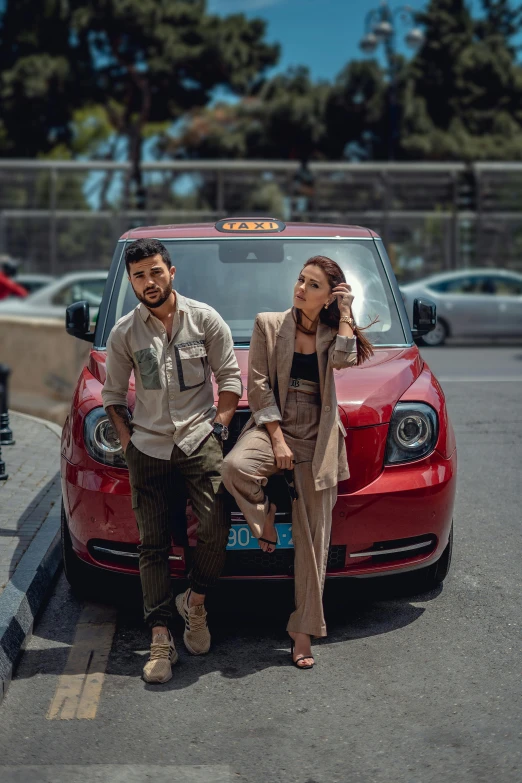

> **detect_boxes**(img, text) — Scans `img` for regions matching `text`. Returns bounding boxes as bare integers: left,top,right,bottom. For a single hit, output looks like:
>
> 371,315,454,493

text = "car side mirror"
65,301,95,343
412,298,437,337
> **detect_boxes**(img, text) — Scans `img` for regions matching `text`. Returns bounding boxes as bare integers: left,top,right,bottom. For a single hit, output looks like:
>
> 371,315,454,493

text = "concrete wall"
0,316,90,425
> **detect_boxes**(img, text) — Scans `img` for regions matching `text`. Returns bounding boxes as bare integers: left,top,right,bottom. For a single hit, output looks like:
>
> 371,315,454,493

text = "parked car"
15,273,55,295
0,271,108,319
61,219,456,595
401,268,522,346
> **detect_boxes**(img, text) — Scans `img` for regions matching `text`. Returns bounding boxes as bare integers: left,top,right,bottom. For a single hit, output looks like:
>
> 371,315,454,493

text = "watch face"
213,423,229,441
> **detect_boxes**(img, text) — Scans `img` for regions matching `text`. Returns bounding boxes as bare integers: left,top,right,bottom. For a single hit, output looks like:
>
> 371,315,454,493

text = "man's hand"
121,433,132,454
106,405,132,455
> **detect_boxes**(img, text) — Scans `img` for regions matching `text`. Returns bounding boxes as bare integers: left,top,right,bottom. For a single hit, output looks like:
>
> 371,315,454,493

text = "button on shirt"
101,293,242,459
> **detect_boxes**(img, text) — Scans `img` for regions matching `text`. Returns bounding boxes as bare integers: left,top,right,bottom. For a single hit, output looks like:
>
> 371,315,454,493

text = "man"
101,238,241,683
0,257,28,300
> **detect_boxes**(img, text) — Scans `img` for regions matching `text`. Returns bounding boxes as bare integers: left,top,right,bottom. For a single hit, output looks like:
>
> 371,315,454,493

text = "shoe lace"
149,639,171,660
188,608,207,632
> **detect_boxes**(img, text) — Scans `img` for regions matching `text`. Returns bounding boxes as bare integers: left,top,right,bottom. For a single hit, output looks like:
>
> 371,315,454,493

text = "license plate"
227,523,293,550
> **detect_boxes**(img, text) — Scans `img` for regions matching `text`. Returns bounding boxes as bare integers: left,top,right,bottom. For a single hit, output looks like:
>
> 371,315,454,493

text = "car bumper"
62,447,456,580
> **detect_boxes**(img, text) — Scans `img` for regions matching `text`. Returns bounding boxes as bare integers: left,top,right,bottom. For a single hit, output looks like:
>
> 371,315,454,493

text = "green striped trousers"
125,434,229,628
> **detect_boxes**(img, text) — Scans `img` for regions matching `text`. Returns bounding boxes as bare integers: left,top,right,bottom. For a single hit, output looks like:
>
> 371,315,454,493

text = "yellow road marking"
47,603,117,720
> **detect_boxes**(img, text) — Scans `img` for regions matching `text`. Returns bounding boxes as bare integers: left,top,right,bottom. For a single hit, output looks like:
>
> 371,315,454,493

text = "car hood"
89,345,422,429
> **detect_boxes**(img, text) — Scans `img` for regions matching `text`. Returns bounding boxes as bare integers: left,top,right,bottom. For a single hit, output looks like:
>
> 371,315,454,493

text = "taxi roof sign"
215,218,286,233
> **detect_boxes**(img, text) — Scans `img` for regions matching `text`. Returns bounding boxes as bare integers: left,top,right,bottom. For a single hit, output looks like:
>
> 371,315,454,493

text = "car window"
52,279,106,307
491,276,522,296
430,276,497,295
102,238,407,346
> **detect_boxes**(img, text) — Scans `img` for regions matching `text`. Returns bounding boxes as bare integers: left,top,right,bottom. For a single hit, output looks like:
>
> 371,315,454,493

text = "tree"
0,1,279,204
0,0,79,157
401,0,522,160
167,67,330,162
323,60,388,160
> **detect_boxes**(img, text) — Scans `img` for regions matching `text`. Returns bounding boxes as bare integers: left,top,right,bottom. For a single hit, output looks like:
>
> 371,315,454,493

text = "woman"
221,256,375,669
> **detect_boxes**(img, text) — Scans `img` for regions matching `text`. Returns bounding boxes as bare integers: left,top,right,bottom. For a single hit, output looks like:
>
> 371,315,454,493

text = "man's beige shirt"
101,293,242,459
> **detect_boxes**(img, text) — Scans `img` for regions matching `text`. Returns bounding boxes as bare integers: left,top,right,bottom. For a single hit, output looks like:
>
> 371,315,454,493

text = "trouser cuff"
188,575,207,596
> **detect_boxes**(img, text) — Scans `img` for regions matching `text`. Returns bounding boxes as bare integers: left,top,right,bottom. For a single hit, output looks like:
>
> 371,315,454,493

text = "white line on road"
0,767,231,782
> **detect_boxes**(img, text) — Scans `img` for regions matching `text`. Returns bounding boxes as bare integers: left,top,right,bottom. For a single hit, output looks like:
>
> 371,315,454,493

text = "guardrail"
1,160,521,279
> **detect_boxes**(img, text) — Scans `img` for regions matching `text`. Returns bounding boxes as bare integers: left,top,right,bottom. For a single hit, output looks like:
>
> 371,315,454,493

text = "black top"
290,352,320,383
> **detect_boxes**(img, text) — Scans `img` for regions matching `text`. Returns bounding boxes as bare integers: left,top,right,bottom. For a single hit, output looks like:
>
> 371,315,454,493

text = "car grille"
222,545,346,577
89,409,348,578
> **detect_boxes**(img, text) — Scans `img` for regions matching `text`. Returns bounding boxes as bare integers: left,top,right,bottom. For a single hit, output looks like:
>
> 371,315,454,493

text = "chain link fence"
0,160,521,282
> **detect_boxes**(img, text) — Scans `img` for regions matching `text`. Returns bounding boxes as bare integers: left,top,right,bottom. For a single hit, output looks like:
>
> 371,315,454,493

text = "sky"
208,0,515,81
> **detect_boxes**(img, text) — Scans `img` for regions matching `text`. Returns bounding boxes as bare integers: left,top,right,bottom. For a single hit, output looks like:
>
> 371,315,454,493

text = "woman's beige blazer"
242,309,357,491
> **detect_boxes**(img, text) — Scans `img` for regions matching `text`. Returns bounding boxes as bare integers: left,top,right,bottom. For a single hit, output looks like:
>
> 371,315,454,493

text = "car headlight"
84,407,127,468
385,402,438,464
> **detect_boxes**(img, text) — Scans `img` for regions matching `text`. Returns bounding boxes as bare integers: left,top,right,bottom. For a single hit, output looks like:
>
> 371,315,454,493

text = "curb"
9,410,63,439
0,492,62,705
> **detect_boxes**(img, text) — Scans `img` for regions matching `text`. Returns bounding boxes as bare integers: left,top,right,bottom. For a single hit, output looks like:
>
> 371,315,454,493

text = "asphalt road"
0,346,521,783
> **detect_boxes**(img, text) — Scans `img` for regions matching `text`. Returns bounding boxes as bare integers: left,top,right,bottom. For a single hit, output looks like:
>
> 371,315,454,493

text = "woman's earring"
324,302,329,309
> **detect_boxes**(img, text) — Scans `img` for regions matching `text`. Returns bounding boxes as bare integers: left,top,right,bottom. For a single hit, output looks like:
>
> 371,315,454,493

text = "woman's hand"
331,283,354,316
272,434,294,471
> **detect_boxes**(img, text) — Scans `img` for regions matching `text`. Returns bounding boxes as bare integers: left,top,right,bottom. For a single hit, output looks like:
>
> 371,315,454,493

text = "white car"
15,273,55,295
400,268,522,346
0,271,108,319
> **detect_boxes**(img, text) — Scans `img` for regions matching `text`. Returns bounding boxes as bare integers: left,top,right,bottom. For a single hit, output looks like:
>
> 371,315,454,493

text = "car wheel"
61,499,96,598
406,524,453,593
419,319,448,347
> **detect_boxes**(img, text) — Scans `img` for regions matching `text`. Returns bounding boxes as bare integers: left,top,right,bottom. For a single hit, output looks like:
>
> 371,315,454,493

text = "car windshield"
100,238,406,346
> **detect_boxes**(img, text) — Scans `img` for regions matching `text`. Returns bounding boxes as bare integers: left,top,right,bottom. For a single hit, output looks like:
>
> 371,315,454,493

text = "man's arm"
101,329,134,453
213,391,240,428
204,309,242,424
106,405,133,453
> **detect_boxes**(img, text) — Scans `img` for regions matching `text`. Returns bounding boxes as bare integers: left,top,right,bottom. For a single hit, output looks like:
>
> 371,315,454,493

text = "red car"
61,219,456,593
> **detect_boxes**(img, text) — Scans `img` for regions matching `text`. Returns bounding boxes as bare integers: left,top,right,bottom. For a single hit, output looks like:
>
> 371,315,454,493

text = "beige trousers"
221,390,336,638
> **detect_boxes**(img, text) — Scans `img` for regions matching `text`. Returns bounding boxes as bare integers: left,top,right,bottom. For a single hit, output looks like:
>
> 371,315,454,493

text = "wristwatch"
340,316,355,327
212,422,229,441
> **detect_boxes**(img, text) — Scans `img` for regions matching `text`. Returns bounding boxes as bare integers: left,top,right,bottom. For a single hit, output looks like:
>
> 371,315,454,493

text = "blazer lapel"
316,322,335,400
275,309,295,417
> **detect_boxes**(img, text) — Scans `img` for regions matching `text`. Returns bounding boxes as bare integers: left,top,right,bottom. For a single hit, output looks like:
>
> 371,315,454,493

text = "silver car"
400,268,522,346
0,271,108,319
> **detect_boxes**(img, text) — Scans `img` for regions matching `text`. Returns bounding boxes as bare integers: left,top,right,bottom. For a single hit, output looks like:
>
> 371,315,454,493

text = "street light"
360,33,378,53
405,27,425,49
359,3,424,160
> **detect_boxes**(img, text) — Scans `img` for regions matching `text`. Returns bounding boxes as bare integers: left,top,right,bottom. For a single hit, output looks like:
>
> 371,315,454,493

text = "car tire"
419,318,448,347
406,524,453,594
61,499,96,598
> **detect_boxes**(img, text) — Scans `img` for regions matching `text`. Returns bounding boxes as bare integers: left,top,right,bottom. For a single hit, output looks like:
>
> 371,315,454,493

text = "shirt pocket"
133,347,161,390
174,340,208,391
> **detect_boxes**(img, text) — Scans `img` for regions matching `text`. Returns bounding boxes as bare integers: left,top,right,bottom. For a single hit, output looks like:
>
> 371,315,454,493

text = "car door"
431,274,500,337
51,276,107,324
489,275,522,335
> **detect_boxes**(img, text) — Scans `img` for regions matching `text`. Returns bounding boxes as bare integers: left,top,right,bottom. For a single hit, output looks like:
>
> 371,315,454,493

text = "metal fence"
0,159,521,282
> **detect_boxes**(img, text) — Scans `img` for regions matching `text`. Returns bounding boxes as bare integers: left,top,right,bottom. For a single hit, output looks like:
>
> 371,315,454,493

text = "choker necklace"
292,307,319,335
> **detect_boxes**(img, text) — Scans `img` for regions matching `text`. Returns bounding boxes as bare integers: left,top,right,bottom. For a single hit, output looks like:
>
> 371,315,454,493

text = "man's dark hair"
125,239,171,275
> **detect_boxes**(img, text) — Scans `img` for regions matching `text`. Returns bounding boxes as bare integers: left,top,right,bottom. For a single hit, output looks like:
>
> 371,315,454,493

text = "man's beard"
134,279,173,309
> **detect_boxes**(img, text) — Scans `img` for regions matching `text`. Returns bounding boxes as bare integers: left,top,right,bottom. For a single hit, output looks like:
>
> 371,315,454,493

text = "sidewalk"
0,411,63,702
0,413,61,594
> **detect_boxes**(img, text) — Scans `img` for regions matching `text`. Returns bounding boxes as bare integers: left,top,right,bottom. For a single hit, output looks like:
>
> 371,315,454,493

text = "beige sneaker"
142,631,178,683
175,590,211,655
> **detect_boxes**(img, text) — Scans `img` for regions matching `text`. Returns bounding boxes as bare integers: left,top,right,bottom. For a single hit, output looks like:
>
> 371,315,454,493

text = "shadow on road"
11,568,443,689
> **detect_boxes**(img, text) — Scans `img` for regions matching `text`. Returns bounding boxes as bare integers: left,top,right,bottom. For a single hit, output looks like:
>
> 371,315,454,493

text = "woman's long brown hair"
295,255,377,365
